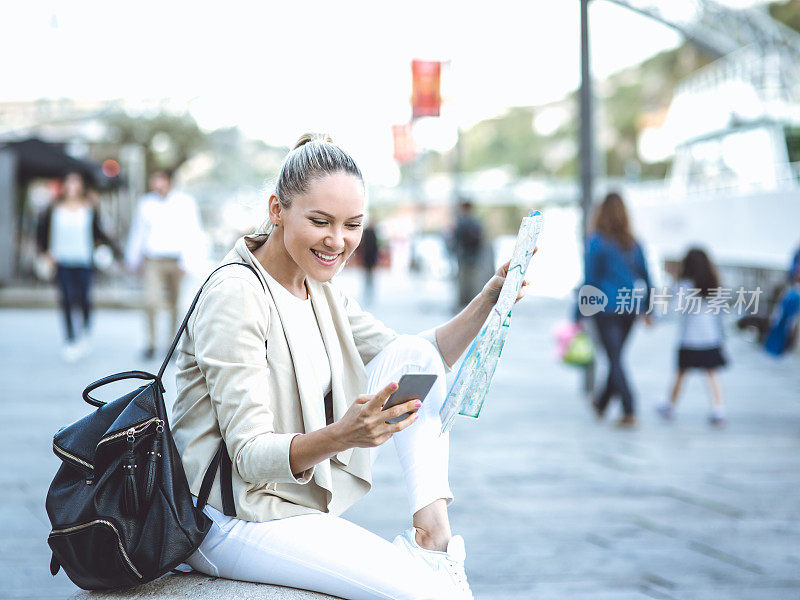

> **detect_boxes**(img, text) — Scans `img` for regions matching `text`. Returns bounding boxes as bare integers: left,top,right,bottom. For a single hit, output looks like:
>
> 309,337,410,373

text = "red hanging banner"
411,59,441,119
392,123,416,164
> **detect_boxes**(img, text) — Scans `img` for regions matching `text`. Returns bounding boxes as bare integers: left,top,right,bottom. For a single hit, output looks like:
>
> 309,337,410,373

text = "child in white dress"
657,248,728,426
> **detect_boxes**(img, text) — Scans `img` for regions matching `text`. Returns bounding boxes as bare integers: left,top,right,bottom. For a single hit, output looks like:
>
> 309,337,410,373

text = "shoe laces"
435,556,472,598
397,529,473,598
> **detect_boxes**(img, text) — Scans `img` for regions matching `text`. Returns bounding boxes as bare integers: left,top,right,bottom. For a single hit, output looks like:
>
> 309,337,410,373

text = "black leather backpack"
46,262,261,590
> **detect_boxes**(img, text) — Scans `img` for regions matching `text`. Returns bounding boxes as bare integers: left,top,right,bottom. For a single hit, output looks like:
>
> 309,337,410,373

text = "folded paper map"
440,210,543,434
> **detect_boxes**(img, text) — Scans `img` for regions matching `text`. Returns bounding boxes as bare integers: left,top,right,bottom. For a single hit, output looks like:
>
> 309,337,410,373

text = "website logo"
578,285,608,316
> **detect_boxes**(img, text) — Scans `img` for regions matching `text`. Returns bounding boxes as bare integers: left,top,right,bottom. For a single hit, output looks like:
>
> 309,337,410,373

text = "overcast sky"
0,0,770,184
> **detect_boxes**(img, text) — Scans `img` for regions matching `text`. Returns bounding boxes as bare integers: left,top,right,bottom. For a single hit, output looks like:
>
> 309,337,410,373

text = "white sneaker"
655,401,674,421
62,342,81,363
708,413,728,428
76,334,91,358
393,528,474,599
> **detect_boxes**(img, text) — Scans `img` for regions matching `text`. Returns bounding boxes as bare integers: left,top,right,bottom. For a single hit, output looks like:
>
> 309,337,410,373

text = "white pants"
186,335,455,600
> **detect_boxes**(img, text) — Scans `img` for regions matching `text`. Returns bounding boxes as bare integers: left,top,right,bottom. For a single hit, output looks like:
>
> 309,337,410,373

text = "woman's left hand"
480,248,537,305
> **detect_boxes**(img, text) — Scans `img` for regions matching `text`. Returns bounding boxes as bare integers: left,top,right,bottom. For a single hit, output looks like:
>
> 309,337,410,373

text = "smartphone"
382,373,438,424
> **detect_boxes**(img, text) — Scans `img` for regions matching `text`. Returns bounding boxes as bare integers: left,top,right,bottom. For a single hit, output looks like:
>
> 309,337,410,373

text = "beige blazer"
172,236,448,522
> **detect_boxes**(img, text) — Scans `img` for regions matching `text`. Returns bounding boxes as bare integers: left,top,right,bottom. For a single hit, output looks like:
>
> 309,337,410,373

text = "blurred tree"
770,0,800,32
460,107,541,176
428,42,714,180
199,127,285,187
425,106,570,178
95,111,207,176
602,44,712,178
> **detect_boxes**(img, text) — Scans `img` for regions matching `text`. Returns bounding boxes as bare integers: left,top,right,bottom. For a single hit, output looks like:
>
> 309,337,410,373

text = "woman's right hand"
332,382,422,449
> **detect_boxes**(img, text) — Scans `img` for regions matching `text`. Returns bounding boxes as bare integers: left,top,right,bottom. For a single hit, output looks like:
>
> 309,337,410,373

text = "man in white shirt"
125,170,203,359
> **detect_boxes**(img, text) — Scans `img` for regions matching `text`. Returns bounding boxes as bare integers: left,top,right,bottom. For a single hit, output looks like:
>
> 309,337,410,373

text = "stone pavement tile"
483,577,689,600
516,581,800,600
675,585,800,600
0,503,46,539
655,521,800,576
0,562,76,600
0,534,59,565
613,542,765,583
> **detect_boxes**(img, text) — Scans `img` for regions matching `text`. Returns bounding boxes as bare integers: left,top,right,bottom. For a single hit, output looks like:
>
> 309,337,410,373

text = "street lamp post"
579,0,596,394
580,0,593,240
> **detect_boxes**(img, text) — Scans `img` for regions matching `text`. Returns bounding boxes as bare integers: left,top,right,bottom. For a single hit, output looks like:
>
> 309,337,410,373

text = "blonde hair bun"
293,132,334,150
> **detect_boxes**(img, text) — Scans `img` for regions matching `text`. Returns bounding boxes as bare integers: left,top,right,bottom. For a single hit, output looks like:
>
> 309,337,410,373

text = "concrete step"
70,572,343,599
0,282,143,309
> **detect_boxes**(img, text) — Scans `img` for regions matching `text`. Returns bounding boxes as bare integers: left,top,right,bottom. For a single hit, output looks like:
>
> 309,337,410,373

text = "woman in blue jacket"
583,192,650,427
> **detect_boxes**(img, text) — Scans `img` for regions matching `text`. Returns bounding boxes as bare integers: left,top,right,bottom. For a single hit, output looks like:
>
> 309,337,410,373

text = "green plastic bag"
563,331,594,366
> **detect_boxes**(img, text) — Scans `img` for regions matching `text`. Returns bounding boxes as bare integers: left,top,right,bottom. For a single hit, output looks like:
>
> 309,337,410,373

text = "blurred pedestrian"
736,242,800,345
36,171,120,362
789,243,800,282
656,248,728,427
764,267,800,357
451,200,485,310
125,170,203,360
582,192,651,427
359,222,379,305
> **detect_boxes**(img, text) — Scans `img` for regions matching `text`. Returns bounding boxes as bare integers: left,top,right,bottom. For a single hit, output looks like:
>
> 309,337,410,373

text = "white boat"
626,45,800,283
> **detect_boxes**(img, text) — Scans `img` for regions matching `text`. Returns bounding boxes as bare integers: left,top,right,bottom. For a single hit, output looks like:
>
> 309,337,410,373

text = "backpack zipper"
53,418,163,474
52,443,93,470
49,519,143,579
97,418,161,447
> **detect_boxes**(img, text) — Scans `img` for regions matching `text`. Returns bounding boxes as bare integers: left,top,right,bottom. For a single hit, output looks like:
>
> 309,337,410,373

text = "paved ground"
2,269,799,600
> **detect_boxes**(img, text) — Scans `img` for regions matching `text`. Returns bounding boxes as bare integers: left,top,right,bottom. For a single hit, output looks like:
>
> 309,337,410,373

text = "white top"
676,281,725,350
262,270,332,397
125,191,203,270
50,205,93,266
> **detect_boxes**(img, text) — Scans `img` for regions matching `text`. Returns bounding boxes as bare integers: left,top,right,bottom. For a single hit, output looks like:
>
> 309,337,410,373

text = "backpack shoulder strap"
160,262,265,518
157,262,264,379
195,440,236,516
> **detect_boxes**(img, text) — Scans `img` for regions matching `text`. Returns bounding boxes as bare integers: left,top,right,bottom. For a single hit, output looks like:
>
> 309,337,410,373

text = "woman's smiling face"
275,171,365,283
